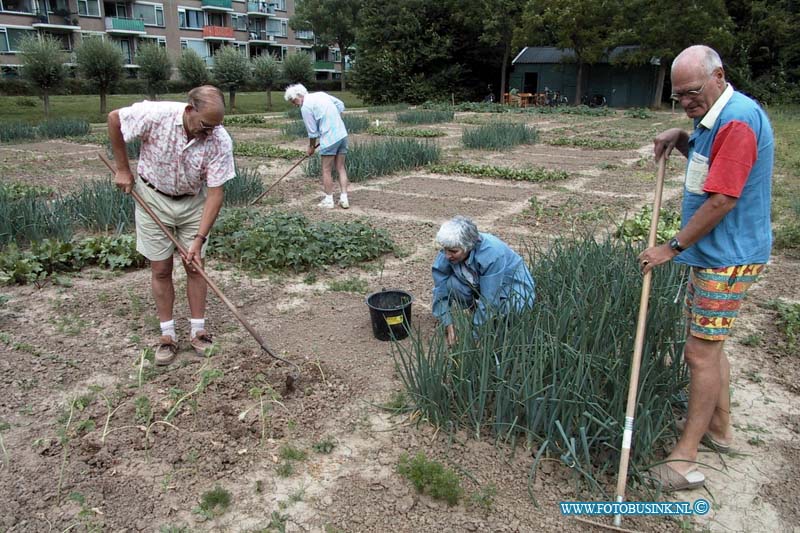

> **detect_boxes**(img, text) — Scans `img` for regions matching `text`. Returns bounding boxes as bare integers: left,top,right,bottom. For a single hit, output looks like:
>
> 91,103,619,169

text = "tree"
290,0,360,91
74,36,124,114
177,48,210,88
135,42,172,100
468,0,526,100
252,53,282,110
281,52,314,86
212,45,251,112
516,0,621,106
18,35,67,119
618,0,734,107
353,0,465,104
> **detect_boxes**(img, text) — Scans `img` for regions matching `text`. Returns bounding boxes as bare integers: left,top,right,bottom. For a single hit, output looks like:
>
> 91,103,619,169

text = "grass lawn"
0,90,365,124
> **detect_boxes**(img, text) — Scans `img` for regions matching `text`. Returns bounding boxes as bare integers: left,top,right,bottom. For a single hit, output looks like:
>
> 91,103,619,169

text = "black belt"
140,176,194,200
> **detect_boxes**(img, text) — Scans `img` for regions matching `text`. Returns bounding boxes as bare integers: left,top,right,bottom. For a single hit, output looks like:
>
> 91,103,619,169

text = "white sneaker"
338,197,349,209
317,197,334,209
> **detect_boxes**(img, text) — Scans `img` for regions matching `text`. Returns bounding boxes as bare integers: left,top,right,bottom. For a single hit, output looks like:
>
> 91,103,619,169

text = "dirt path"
0,110,797,532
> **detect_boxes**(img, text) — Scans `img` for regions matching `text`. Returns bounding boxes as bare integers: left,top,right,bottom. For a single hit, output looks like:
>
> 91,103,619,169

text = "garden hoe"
612,155,667,527
99,153,301,392
249,144,317,206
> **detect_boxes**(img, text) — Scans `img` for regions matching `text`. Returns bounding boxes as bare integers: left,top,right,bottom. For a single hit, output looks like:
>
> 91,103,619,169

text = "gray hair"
188,85,225,112
435,216,480,252
671,45,724,77
284,83,309,102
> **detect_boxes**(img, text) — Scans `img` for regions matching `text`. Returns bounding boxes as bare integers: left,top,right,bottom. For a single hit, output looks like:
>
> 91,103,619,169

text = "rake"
99,153,301,391
613,155,667,526
250,144,316,206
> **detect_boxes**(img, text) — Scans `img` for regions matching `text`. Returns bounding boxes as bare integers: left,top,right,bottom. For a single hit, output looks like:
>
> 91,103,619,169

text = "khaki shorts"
134,178,208,261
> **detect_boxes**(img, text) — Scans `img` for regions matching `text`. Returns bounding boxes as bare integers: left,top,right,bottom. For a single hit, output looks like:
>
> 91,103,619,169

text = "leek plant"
462,122,538,150
394,235,688,495
396,109,454,124
305,138,440,182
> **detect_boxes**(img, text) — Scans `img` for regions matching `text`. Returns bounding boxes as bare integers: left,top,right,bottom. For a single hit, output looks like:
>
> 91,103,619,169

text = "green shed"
509,46,661,108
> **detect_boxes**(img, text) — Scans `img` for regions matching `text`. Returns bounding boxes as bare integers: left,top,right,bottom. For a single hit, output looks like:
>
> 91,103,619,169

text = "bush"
305,138,440,182
177,49,210,88
393,235,688,493
282,53,314,86
461,122,537,150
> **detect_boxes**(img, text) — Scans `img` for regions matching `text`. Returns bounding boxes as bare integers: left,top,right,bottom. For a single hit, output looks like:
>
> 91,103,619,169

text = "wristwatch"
668,237,685,253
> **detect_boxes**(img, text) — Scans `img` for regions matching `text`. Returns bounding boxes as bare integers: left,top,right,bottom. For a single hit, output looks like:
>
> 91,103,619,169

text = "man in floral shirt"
107,85,235,366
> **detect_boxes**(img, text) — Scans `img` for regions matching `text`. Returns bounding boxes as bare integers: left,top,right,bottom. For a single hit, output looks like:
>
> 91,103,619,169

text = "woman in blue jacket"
432,216,536,346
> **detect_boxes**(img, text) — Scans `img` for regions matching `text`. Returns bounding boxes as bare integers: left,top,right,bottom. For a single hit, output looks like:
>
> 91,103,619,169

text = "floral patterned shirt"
119,101,235,195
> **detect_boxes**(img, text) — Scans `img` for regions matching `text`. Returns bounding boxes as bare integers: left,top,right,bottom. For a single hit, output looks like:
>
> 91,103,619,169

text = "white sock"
339,192,348,202
190,318,205,338
160,319,176,341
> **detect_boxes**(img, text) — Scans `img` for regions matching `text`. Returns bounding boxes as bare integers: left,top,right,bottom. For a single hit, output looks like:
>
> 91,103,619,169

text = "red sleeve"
703,120,757,198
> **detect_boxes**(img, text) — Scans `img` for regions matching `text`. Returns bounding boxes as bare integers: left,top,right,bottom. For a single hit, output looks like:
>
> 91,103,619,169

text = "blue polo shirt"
678,85,774,268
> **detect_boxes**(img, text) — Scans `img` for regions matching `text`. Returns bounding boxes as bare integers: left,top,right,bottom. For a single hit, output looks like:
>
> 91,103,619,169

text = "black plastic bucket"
365,289,413,341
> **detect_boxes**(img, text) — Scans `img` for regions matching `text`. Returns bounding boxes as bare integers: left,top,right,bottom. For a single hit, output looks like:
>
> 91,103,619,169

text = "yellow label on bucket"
385,315,404,326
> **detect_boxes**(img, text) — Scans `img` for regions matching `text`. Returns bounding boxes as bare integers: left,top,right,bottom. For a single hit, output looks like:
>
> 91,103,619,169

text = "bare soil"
0,109,798,532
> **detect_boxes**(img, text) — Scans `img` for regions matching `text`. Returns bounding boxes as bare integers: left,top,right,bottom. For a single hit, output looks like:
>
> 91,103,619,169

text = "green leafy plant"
195,485,232,519
279,444,307,462
210,210,394,273
429,162,568,183
615,205,682,244
396,452,464,506
224,114,274,127
164,369,223,421
327,277,368,293
234,141,305,160
0,182,53,200
469,484,497,513
367,125,444,137
625,108,654,119
545,136,638,150
312,436,336,454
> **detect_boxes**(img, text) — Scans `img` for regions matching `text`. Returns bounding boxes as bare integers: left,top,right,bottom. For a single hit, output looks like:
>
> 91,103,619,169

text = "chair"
518,93,533,108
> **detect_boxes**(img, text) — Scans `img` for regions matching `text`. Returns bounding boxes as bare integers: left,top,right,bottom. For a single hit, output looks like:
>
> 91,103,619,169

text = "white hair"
284,83,308,102
435,216,480,251
671,45,724,77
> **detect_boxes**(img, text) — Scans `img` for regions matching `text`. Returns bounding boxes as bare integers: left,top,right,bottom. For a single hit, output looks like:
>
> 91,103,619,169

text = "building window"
179,8,204,29
231,14,247,31
133,3,165,27
0,0,36,14
141,35,166,47
266,18,286,37
0,27,37,52
273,0,285,11
181,38,208,61
77,0,100,16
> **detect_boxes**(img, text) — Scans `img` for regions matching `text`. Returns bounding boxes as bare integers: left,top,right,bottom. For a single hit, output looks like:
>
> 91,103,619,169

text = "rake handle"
613,156,667,525
249,147,315,206
98,153,299,379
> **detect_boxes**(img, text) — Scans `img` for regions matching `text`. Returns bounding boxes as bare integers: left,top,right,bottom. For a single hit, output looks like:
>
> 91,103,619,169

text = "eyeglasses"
670,78,709,101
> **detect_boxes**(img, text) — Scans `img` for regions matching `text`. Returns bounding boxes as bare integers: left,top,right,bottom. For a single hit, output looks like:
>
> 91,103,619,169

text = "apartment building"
0,0,347,80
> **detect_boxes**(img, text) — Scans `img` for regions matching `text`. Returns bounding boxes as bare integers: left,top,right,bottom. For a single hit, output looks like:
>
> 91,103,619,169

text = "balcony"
247,29,275,42
314,60,335,70
203,25,235,40
31,12,80,32
295,29,314,40
246,1,275,16
201,0,233,12
104,17,147,35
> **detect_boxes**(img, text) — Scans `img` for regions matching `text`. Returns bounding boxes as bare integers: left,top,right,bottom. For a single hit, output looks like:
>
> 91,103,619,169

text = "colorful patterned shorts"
685,264,765,341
